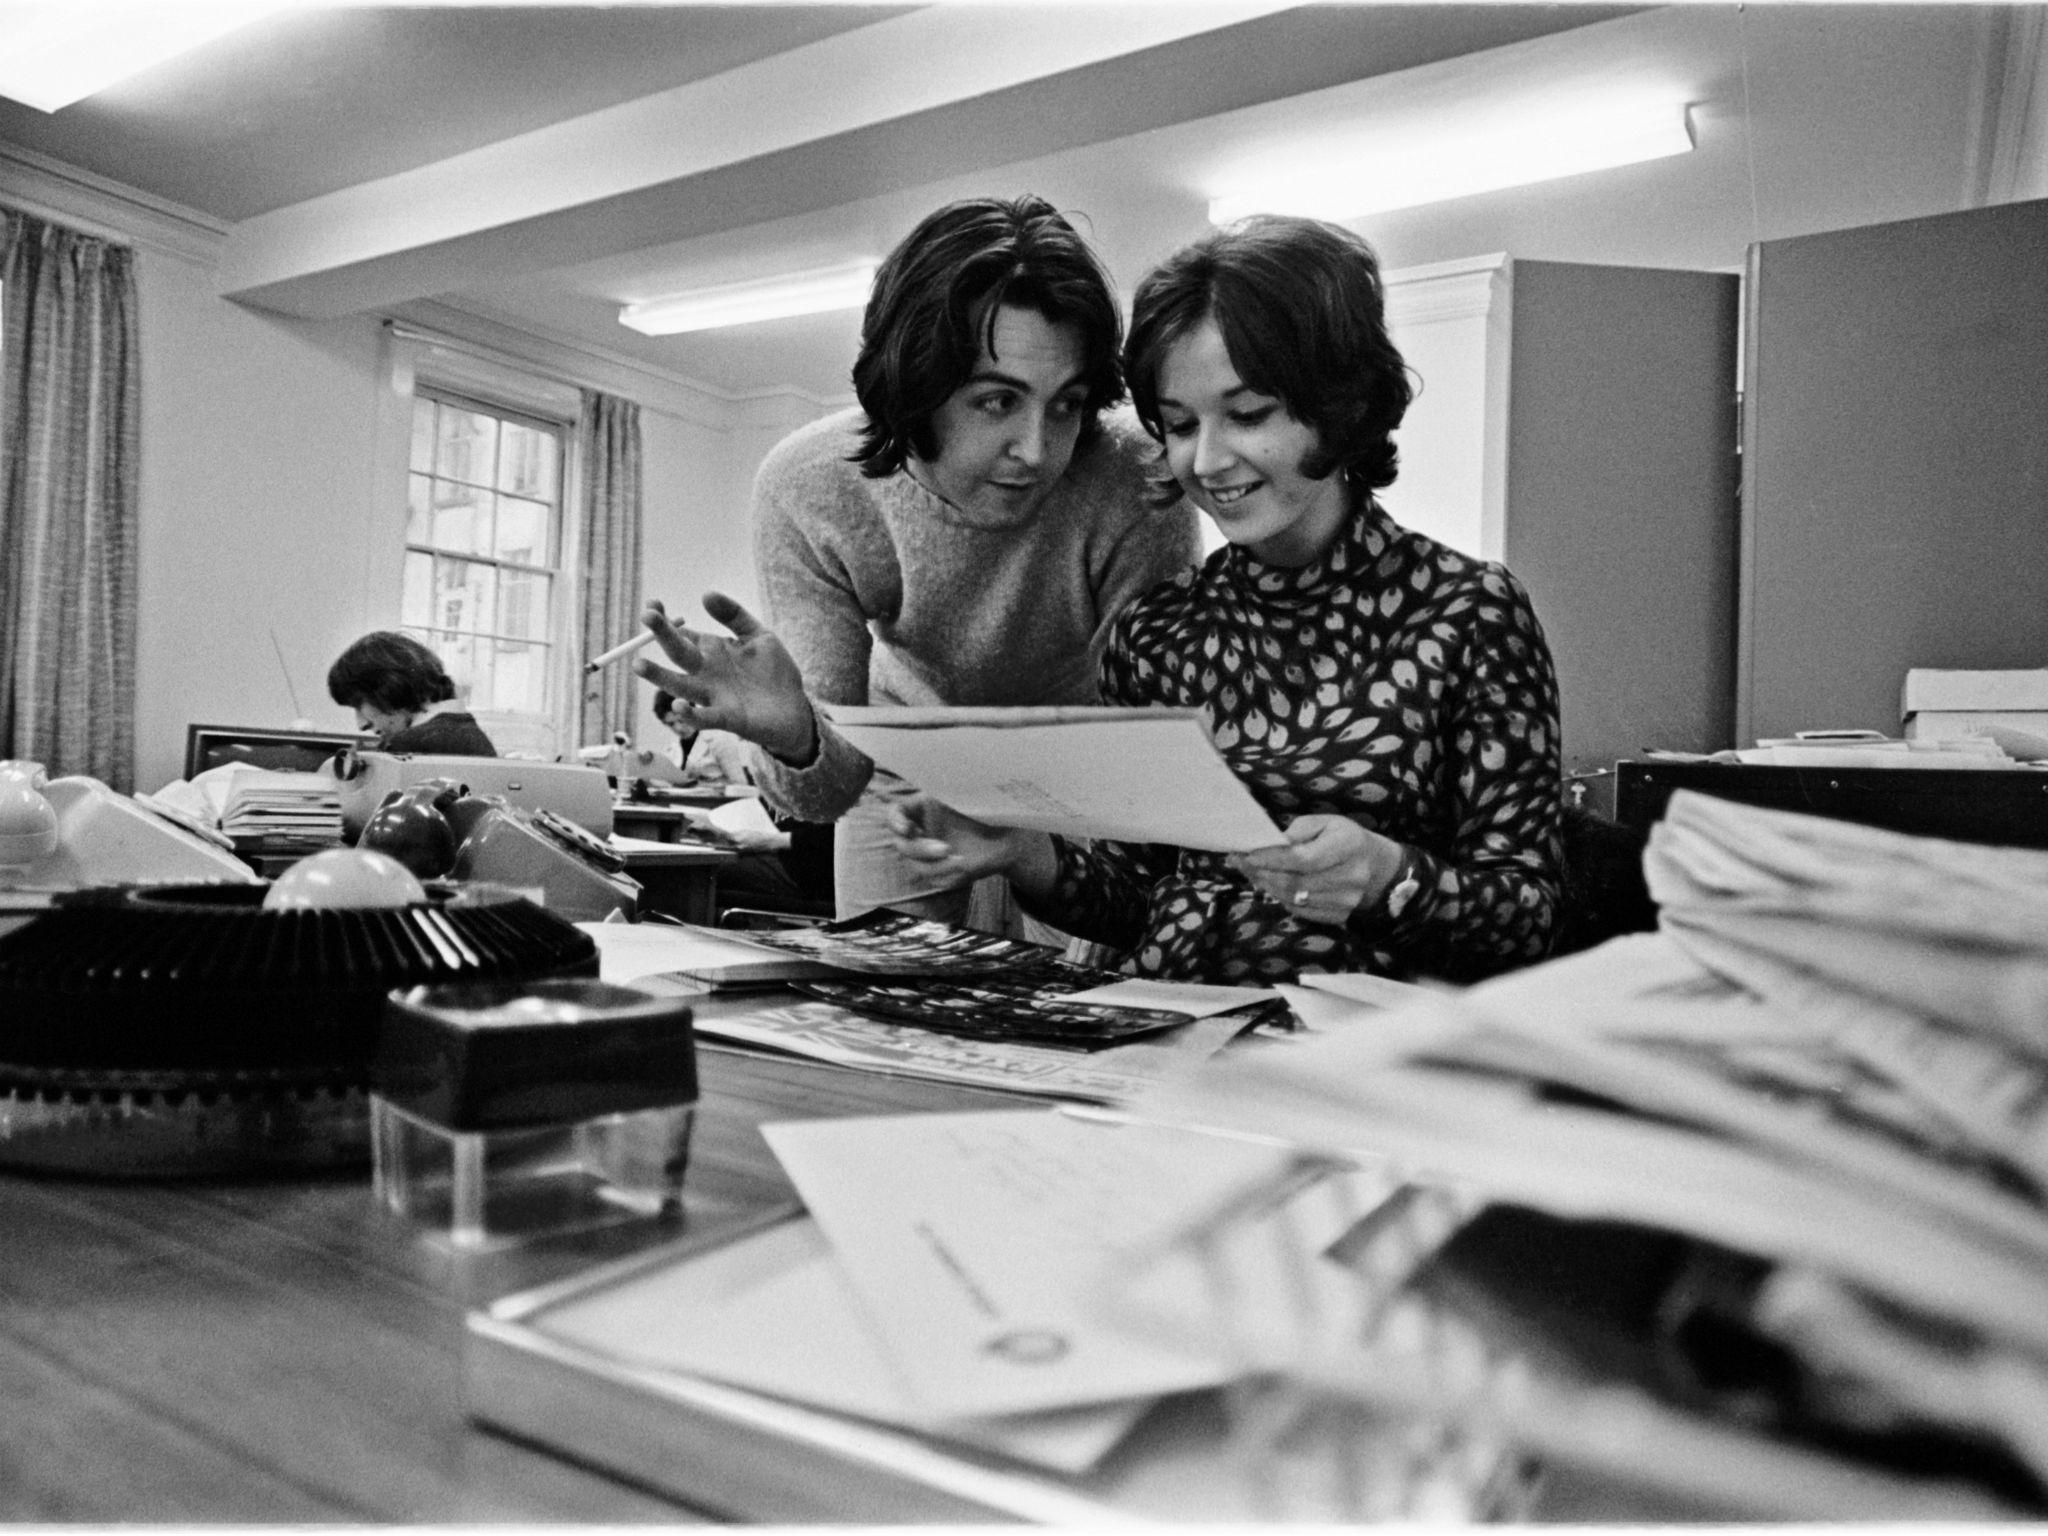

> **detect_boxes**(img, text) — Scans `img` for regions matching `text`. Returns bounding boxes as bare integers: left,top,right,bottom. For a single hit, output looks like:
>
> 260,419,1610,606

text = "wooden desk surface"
0,1046,1020,1523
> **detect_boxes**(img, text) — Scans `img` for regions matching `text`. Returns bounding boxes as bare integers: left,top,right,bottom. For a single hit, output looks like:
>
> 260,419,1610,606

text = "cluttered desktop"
0,678,2044,1522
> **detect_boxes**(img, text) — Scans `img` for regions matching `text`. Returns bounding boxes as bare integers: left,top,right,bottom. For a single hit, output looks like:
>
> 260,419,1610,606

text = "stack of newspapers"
1142,789,2048,1519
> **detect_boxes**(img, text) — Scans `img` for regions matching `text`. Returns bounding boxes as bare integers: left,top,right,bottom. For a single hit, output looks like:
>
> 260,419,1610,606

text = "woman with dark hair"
636,195,1200,926
326,631,497,757
881,215,1563,984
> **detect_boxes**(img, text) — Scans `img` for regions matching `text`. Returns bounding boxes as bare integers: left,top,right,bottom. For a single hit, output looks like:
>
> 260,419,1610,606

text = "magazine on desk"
681,993,1250,1103
583,910,1283,1065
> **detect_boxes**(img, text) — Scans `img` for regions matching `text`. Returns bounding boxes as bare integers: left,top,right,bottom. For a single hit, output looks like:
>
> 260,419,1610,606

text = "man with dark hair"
643,196,1200,928
326,631,497,756
651,688,752,784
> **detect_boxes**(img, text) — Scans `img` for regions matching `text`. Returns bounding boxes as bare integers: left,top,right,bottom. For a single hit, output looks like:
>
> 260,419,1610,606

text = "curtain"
576,389,643,749
0,209,141,791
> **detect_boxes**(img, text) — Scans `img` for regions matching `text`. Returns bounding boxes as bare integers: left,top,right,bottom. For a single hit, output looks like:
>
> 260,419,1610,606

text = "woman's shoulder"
1113,544,1219,629
1374,509,1536,612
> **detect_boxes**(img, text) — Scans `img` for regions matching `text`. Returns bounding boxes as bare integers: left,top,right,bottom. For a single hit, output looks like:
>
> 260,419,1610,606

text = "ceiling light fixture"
0,2,285,114
1207,98,1695,226
619,260,879,337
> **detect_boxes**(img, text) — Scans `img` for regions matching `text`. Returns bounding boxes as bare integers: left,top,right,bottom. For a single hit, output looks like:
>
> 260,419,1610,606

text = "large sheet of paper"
761,1109,1311,1417
825,705,1284,853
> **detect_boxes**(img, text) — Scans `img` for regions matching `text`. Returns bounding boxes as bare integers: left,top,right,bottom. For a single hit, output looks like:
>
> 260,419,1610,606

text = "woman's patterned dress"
1029,501,1563,984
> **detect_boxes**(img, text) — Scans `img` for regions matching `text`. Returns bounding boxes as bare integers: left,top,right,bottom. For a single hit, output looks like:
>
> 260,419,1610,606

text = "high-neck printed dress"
1028,501,1563,984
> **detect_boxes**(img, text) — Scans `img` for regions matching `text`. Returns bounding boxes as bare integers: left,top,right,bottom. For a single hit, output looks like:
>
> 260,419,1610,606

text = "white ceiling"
0,3,2027,403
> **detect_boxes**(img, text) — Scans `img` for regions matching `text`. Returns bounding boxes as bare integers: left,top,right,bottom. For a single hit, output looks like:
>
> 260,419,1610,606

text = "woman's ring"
1292,888,1310,907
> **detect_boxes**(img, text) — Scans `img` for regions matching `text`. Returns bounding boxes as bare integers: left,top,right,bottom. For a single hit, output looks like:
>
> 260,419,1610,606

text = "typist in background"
635,196,1201,927
888,217,1564,985
327,632,497,758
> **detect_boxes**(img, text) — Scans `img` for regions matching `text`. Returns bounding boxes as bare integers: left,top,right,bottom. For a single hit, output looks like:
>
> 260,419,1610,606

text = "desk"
0,1046,1019,1522
613,840,732,924
1615,759,2048,848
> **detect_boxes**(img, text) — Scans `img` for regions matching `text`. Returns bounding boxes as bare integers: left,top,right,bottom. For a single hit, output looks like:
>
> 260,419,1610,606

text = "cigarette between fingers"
584,631,659,672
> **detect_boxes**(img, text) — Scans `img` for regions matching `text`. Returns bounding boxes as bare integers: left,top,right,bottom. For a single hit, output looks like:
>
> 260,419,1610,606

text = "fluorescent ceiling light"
619,261,879,337
0,3,285,114
1208,98,1694,226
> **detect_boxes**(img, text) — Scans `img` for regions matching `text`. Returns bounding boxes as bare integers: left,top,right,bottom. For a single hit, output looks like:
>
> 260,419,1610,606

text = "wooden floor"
0,1046,1017,1522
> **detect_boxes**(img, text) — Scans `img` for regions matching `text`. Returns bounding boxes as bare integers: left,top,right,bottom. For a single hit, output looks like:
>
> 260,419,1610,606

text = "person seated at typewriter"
880,216,1564,985
326,631,498,757
652,689,754,785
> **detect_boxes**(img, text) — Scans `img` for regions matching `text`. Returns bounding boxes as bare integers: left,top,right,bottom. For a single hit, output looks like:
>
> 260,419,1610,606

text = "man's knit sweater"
748,406,1202,823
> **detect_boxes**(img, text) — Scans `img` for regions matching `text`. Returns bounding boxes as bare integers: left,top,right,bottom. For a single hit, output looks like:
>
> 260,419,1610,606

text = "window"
402,390,566,719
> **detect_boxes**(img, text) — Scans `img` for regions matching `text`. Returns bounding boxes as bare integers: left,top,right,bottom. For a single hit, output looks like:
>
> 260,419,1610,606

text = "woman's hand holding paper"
1230,815,1407,926
633,594,819,764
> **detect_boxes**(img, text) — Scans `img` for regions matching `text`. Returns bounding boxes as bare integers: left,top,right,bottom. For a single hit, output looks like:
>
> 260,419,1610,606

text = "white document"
760,1109,1301,1417
1295,971,1436,1009
1269,972,1440,1042
538,1216,1148,1475
575,919,821,986
825,705,1284,853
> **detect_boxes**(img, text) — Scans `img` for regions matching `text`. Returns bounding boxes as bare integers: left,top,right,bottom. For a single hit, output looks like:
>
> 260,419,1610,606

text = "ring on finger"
1292,888,1310,907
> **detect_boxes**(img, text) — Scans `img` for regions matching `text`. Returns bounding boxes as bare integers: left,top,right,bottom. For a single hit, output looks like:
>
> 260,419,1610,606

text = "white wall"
133,243,390,792
1379,253,1512,561
631,395,833,756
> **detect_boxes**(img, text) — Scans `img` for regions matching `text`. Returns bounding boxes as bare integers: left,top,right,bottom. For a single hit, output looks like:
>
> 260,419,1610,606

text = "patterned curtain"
0,210,141,790
576,389,643,749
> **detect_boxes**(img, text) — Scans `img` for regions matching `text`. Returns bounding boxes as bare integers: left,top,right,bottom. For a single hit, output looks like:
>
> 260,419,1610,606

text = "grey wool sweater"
747,406,1203,822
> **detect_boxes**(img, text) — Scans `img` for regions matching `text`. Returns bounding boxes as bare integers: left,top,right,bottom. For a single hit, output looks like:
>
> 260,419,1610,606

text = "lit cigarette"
583,630,658,673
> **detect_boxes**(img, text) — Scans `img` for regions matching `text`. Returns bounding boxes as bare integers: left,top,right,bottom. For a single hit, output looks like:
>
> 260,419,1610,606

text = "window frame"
401,384,577,748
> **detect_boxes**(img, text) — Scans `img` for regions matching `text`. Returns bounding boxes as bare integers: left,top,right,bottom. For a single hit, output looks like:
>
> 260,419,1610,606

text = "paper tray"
462,1207,1505,1524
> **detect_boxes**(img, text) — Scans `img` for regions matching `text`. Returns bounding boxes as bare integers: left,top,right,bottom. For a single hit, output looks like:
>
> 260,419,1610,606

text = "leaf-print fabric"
1028,502,1562,984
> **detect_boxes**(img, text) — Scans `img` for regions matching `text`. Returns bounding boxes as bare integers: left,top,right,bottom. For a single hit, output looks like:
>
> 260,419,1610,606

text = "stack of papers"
540,1107,1412,1493
150,763,344,851
1717,729,2020,769
1135,790,2048,1517
216,768,345,850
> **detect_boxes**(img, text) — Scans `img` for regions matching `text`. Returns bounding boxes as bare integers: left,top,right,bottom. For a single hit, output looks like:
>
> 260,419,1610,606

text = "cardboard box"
1900,669,2048,755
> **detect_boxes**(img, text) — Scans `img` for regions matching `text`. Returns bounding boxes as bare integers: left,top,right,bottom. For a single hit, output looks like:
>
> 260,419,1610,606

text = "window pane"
406,473,436,545
401,551,434,628
434,629,489,708
498,420,558,499
493,640,548,715
433,556,496,636
494,495,549,564
496,569,551,641
427,480,491,556
410,398,435,473
435,406,496,488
